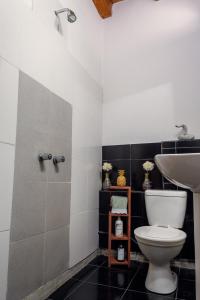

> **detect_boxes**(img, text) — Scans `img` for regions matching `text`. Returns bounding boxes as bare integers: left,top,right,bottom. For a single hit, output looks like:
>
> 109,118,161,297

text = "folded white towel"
111,208,127,214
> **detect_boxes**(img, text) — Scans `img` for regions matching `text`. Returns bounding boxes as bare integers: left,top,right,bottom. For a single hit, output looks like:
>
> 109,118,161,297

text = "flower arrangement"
143,161,154,172
142,161,154,190
102,162,112,172
102,162,112,189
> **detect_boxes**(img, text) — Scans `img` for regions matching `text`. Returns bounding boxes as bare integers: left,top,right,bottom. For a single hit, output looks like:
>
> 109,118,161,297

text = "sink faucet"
175,124,195,140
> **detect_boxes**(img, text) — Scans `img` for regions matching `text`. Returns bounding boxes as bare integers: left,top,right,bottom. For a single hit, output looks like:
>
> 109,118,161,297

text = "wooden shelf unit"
108,186,132,268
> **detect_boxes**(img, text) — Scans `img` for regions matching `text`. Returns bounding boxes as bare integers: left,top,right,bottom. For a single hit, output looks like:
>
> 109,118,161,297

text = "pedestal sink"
155,153,200,300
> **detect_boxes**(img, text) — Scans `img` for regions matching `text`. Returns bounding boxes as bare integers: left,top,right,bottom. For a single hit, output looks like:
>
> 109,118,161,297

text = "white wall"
0,58,18,300
0,0,103,296
102,0,200,145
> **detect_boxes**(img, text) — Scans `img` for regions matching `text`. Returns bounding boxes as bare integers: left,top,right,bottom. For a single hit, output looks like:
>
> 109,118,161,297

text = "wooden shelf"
108,186,131,268
111,234,128,240
110,213,128,217
110,256,129,266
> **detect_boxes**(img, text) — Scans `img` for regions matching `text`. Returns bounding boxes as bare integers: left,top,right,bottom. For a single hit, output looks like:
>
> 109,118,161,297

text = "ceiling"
92,0,124,19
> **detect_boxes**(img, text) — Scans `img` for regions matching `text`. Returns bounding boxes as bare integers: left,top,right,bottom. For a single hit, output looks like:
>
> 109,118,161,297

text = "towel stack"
111,196,128,214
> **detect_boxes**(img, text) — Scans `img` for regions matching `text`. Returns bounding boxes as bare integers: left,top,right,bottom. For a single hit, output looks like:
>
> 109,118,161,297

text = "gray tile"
14,126,49,182
45,182,71,231
49,92,72,139
10,179,46,241
18,72,51,134
7,234,44,300
48,135,72,182
44,226,69,283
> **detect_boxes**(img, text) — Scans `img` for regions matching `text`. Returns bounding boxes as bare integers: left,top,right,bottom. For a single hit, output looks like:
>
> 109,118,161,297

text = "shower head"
55,8,77,23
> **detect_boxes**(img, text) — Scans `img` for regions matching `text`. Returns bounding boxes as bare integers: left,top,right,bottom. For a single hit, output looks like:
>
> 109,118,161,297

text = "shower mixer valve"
38,153,52,161
53,155,65,164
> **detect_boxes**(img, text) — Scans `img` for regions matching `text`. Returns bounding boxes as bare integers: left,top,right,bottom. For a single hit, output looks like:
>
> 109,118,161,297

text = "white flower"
143,161,154,172
102,162,112,172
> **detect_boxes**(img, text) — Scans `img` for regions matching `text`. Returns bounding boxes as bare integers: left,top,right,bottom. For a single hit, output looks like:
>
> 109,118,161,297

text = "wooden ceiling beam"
92,0,124,19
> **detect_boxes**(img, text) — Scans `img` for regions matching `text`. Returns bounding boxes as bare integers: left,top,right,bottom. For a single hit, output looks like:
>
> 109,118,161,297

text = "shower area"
7,72,72,300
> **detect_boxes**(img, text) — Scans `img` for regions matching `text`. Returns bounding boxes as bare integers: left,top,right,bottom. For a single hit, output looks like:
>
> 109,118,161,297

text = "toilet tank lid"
145,189,187,198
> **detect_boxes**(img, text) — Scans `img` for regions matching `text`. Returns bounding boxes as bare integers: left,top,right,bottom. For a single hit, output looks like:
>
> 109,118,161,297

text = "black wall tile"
162,141,176,148
99,214,108,233
163,183,178,190
99,191,110,214
177,147,200,153
176,139,200,148
131,192,147,219
99,232,108,249
102,145,130,160
162,148,176,154
131,143,161,159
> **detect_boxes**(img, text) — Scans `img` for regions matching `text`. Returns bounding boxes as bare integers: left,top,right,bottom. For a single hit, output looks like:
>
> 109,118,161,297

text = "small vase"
142,172,152,190
117,170,126,187
103,172,111,190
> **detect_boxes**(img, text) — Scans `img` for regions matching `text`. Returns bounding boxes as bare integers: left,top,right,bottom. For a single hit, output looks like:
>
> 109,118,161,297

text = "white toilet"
134,189,187,295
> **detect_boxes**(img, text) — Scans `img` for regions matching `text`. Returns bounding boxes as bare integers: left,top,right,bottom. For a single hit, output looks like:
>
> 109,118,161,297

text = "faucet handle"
38,153,52,161
53,155,65,164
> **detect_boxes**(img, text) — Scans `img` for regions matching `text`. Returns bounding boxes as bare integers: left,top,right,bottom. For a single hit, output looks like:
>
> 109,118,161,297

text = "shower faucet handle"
38,153,52,161
53,155,65,164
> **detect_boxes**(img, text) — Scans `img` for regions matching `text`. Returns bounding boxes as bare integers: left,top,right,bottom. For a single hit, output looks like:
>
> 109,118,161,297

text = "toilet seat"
135,226,186,247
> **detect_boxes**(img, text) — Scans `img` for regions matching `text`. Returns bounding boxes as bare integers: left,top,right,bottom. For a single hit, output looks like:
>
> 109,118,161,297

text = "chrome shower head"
54,8,77,23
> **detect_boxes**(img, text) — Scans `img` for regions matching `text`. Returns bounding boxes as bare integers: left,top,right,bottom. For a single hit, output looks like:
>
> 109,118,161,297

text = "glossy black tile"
176,147,200,154
86,265,138,290
103,145,131,160
68,282,124,300
47,278,82,300
99,232,108,249
99,214,108,233
177,279,196,300
179,220,195,259
176,139,200,148
179,268,195,282
89,255,108,267
72,265,98,282
131,217,147,253
163,183,178,190
131,160,162,191
99,191,110,214
131,143,161,160
162,148,176,154
131,192,146,218
162,141,176,148
122,290,176,300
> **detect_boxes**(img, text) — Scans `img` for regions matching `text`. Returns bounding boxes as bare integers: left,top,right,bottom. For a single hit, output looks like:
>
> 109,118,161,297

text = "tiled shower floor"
47,256,195,300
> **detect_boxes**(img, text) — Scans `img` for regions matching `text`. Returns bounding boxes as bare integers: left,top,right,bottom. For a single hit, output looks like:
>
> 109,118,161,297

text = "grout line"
175,266,180,300
0,140,15,146
120,263,142,299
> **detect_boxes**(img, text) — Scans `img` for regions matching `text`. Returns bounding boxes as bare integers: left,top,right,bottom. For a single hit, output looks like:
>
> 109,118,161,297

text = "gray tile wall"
7,72,72,300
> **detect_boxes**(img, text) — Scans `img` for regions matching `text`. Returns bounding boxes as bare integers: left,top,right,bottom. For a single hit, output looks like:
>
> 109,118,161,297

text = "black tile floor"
47,256,195,300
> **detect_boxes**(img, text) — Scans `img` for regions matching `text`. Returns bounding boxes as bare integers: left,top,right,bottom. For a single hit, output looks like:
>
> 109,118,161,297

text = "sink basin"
155,153,200,192
155,152,200,300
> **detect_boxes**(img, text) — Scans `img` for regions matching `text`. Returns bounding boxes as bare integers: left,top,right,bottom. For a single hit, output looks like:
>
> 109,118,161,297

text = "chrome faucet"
175,124,195,140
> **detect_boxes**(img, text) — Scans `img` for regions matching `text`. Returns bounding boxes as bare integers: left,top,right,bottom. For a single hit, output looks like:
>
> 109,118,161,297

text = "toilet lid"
134,226,186,242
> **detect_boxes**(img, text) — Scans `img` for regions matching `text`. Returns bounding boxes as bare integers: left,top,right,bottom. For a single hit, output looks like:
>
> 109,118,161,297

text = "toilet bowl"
134,190,187,294
135,225,186,294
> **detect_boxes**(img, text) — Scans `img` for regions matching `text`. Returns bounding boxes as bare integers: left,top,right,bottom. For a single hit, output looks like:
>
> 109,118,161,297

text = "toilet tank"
145,190,187,228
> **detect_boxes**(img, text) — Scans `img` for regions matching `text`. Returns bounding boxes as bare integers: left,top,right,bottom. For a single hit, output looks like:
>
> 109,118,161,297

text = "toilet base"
145,262,177,294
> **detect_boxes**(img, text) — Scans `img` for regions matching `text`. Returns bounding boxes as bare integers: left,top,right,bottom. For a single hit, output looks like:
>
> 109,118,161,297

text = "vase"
103,172,111,190
142,172,152,190
117,170,126,187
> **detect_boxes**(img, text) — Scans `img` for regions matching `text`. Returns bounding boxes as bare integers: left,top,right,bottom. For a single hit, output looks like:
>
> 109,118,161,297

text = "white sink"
155,153,200,192
155,153,200,300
